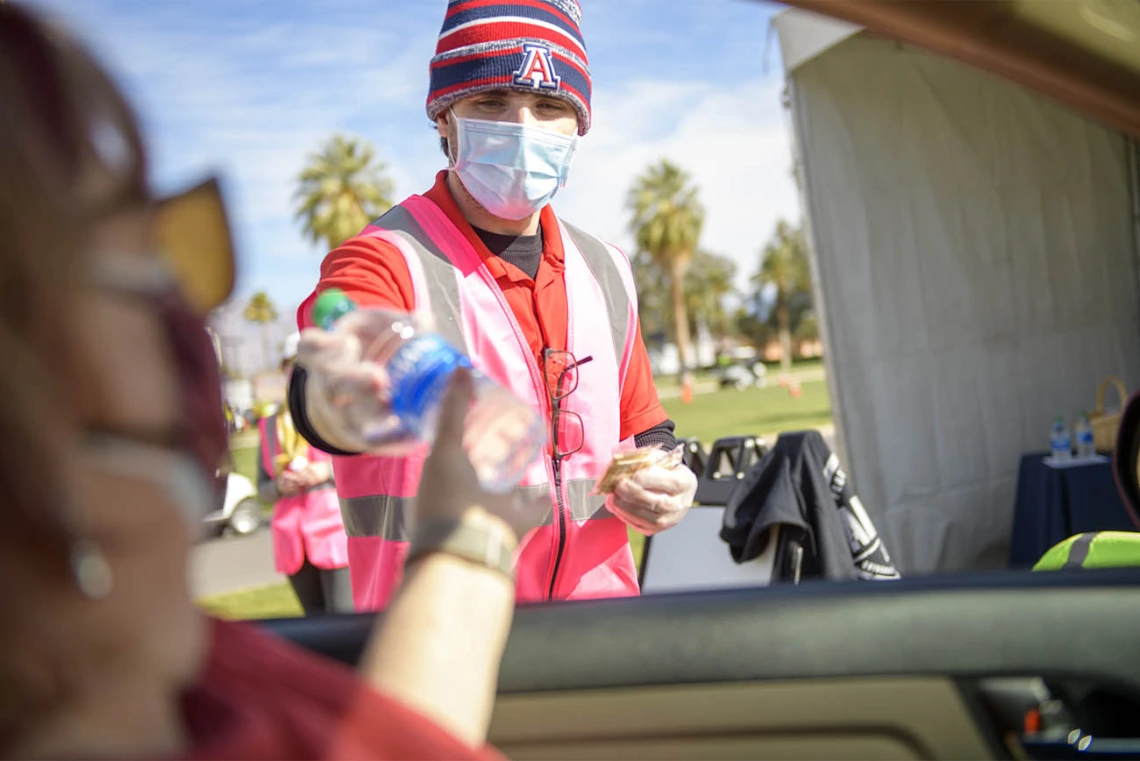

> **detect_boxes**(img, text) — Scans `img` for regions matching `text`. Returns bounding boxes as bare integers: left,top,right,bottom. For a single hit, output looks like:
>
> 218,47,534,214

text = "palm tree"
627,160,705,374
242,291,278,371
631,249,669,343
754,219,811,374
684,250,737,342
294,134,395,250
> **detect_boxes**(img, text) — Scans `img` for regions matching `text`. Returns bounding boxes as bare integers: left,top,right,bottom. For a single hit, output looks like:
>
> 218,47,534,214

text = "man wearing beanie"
289,0,697,612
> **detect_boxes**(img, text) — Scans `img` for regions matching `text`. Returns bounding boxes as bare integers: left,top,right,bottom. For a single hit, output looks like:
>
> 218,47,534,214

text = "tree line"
239,136,818,377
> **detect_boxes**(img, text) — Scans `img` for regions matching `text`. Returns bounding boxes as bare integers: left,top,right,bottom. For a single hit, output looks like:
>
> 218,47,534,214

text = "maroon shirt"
181,618,506,761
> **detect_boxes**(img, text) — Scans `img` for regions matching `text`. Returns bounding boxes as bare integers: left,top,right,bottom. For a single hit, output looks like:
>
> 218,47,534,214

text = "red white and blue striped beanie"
426,0,592,135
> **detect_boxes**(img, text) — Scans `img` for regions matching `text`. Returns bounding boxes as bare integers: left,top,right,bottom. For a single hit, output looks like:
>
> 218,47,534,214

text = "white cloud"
69,8,441,306
556,76,800,289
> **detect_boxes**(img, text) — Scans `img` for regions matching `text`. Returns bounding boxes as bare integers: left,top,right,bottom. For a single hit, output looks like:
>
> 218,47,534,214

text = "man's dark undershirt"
474,226,543,280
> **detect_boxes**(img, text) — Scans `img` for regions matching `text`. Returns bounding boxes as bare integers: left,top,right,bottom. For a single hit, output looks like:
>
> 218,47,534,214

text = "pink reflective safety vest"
302,195,640,611
259,415,350,576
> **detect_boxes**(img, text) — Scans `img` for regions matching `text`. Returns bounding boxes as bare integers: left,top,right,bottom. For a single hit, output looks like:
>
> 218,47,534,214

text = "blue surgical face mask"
451,113,578,221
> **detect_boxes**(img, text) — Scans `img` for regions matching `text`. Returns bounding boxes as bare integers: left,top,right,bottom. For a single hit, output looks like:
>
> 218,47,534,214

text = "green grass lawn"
653,369,717,391
653,358,825,390
768,357,825,373
199,583,302,620
663,379,833,446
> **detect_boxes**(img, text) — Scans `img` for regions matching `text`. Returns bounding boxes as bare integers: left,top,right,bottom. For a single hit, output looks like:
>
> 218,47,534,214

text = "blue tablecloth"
1008,453,1137,568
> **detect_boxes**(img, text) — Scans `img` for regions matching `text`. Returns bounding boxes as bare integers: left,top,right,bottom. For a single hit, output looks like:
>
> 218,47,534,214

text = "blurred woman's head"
0,4,227,755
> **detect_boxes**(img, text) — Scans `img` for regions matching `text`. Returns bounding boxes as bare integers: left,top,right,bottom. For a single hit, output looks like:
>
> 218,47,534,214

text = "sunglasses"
89,256,230,488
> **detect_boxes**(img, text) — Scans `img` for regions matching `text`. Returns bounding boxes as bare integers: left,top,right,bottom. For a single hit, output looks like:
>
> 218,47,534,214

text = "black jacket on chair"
720,430,900,582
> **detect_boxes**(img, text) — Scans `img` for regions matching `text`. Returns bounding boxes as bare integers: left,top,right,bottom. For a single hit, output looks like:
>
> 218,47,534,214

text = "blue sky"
29,0,800,370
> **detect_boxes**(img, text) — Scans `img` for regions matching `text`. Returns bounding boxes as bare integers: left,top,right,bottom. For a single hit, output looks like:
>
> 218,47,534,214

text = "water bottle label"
387,334,472,427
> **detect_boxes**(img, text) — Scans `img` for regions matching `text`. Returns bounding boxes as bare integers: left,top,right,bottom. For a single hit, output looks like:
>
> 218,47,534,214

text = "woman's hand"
364,369,524,748
413,369,539,541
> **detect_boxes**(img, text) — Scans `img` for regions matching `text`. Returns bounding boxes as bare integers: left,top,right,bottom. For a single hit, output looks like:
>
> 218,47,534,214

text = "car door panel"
489,677,991,760
261,568,1140,758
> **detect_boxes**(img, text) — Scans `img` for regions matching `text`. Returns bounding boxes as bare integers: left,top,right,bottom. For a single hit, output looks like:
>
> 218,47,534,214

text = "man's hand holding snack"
598,446,697,536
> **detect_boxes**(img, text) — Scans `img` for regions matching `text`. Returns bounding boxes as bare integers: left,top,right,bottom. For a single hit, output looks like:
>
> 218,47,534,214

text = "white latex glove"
296,321,391,403
295,321,395,452
605,462,697,536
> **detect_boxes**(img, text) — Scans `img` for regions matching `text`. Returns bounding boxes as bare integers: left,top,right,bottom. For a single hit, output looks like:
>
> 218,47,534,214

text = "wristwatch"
406,517,517,579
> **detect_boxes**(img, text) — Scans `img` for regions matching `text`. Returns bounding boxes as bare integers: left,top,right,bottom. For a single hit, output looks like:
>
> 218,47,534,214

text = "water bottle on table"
1074,413,1096,460
1049,417,1072,463
309,288,545,492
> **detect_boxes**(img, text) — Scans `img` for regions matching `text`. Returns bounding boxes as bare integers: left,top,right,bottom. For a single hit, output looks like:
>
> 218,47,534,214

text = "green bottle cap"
312,288,357,331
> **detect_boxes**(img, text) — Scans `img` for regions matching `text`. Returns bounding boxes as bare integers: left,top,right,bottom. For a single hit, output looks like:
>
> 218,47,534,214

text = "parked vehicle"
203,471,263,538
715,359,767,390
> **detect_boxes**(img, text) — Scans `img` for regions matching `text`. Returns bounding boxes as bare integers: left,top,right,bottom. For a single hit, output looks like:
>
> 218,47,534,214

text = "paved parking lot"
191,529,282,599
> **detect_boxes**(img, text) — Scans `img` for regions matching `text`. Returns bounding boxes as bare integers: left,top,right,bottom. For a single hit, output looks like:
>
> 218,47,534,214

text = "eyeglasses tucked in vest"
542,349,593,462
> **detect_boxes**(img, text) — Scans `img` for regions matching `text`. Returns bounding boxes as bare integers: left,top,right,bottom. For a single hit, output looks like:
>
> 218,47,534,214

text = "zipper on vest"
548,456,568,600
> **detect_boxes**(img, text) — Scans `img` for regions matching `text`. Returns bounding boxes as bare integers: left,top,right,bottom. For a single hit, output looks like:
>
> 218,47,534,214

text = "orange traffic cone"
680,371,694,405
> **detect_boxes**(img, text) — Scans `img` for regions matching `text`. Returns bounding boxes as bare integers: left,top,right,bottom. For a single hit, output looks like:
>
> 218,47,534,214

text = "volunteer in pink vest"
257,333,351,614
288,0,697,611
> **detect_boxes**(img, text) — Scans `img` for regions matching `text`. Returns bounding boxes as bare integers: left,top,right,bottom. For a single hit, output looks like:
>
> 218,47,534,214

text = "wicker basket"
1089,376,1128,452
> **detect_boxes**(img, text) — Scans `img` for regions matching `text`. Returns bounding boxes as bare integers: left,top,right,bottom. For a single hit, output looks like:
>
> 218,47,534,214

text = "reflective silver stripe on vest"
370,205,466,351
517,479,613,526
1063,532,1098,569
563,221,632,373
567,478,612,521
341,495,412,542
342,478,612,540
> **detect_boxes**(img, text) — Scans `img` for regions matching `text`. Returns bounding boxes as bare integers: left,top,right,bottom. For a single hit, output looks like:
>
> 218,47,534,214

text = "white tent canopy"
772,9,859,75
776,9,1140,574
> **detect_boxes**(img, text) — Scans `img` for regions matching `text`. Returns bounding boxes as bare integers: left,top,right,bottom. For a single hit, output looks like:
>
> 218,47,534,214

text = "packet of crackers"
594,443,686,495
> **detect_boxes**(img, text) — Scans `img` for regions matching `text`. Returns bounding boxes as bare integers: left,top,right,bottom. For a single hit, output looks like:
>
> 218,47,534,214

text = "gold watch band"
406,518,517,579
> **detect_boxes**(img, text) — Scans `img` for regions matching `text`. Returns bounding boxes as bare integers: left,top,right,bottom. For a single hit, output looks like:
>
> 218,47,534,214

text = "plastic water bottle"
310,289,545,492
1050,417,1072,463
1074,413,1096,460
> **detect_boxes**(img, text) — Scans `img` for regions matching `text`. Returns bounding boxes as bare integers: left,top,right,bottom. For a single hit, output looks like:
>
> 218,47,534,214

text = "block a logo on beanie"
513,43,560,91
426,0,592,135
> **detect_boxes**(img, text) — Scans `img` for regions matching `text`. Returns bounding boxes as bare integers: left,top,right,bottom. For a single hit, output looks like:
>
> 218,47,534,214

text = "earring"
70,538,113,600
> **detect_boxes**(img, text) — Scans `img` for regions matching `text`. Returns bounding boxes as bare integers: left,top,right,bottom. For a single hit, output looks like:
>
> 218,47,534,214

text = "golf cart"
202,468,263,539
714,348,768,390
